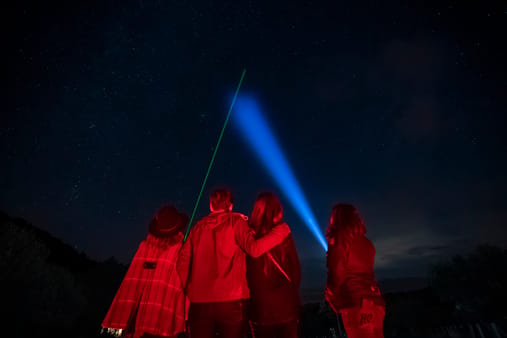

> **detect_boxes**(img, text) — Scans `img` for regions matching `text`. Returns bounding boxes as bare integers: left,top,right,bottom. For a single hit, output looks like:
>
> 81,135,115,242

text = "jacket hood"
197,211,248,230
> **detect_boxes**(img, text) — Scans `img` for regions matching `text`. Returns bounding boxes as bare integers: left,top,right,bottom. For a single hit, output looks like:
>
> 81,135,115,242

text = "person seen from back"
177,189,291,338
325,204,385,338
246,192,301,338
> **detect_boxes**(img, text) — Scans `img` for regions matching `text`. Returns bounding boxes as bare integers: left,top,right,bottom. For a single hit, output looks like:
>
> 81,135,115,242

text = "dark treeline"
1,212,506,338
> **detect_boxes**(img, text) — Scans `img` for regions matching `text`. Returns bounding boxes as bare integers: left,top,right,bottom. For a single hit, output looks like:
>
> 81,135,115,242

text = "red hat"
148,205,188,238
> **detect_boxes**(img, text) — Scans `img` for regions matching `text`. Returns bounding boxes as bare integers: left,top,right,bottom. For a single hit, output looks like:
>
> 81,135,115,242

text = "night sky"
3,0,507,288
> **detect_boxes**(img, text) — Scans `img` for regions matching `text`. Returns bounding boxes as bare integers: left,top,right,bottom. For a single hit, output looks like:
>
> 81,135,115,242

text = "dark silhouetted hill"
0,211,93,274
0,211,127,338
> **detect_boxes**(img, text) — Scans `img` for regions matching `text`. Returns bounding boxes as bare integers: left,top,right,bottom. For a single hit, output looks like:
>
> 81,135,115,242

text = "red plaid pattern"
102,234,188,338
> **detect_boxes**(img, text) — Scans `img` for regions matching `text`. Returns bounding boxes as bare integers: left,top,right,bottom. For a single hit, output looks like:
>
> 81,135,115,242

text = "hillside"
0,211,126,338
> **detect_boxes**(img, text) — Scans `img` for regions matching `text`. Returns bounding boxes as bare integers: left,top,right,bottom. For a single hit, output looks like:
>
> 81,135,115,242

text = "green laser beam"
183,69,247,241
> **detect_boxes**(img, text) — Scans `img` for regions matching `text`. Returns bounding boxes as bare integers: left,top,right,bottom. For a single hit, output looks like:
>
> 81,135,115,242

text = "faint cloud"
406,244,448,256
373,229,466,270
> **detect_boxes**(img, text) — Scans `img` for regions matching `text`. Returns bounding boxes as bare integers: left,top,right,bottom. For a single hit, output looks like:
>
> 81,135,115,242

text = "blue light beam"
232,95,328,251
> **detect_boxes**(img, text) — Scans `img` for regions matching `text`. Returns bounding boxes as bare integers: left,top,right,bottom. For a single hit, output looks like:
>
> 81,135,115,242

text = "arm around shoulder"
235,219,291,258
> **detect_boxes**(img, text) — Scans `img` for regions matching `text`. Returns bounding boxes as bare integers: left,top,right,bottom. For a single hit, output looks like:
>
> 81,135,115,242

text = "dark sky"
2,0,507,288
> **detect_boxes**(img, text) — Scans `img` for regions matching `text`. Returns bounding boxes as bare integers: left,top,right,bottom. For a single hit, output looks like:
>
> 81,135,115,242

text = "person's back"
324,204,385,338
246,192,301,338
327,234,381,309
246,235,301,325
177,189,290,338
102,205,189,338
184,210,255,302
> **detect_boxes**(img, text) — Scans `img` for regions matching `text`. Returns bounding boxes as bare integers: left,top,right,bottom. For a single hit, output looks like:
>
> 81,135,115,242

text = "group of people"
102,189,385,338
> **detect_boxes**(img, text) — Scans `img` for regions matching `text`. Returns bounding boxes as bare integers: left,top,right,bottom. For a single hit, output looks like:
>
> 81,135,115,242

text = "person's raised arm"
234,215,290,258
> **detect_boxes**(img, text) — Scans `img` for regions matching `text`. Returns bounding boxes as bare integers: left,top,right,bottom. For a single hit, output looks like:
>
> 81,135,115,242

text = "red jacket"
177,211,290,303
325,235,384,311
102,234,188,338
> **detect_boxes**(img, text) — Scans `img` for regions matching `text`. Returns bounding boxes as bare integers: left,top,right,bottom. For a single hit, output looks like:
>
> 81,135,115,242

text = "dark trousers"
189,300,247,338
250,320,298,338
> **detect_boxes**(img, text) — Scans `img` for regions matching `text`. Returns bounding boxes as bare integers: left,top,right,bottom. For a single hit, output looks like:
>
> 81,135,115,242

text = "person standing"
246,192,301,338
177,189,291,338
325,204,385,338
102,205,189,338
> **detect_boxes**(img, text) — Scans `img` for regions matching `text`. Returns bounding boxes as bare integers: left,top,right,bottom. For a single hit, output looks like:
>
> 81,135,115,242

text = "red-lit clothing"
340,305,385,338
325,235,384,311
102,233,187,338
176,211,290,303
325,234,385,338
246,234,301,326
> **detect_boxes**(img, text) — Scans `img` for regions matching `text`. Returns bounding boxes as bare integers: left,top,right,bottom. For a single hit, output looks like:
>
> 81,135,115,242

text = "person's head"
209,189,233,212
250,192,283,234
326,203,366,242
148,205,188,238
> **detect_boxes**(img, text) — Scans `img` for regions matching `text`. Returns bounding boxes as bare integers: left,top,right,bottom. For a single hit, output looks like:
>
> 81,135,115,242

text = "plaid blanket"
102,233,188,338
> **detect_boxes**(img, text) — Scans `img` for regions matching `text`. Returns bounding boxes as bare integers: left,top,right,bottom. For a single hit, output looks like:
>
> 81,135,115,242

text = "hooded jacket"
177,211,290,303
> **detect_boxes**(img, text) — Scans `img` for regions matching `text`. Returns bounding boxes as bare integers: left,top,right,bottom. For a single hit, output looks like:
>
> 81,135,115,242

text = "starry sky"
2,0,507,288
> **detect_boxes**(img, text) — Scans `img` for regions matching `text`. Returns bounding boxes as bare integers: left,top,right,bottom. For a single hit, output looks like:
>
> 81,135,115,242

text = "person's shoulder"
185,218,205,238
229,212,249,222
353,235,375,250
192,213,214,227
363,235,376,250
138,239,148,249
272,222,291,236
132,239,150,257
359,234,373,244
